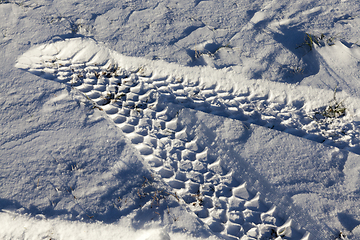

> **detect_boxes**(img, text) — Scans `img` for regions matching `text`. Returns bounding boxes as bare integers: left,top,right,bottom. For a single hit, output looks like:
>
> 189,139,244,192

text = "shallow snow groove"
15,37,360,239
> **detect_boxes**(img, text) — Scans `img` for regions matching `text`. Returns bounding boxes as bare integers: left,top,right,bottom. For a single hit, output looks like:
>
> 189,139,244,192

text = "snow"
1,0,360,239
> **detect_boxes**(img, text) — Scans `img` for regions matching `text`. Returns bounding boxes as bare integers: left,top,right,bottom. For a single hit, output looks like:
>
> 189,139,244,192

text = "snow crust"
1,0,360,239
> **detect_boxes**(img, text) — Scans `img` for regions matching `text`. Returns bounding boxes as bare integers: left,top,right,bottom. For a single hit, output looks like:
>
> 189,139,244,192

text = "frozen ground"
1,0,360,239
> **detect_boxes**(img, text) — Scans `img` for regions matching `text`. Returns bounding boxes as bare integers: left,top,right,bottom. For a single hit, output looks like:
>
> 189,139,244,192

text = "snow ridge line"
14,38,357,239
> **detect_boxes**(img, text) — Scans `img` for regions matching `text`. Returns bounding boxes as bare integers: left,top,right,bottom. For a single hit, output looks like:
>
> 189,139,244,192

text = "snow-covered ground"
1,0,360,239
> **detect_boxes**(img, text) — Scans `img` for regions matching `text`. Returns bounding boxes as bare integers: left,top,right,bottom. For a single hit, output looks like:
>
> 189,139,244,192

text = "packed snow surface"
1,0,360,239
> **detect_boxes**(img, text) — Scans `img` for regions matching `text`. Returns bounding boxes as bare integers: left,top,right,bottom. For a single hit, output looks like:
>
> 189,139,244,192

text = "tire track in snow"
15,37,360,239
16,38,360,155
